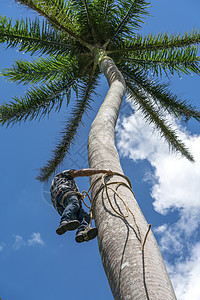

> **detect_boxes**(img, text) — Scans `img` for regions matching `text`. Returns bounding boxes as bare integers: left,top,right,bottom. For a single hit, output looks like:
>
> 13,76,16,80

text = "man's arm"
69,168,114,178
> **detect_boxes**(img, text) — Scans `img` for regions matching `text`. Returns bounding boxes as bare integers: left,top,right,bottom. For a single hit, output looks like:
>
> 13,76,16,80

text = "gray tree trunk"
88,57,177,300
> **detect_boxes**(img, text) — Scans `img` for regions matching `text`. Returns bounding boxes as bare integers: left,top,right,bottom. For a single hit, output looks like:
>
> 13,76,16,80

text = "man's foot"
56,220,80,235
75,227,98,243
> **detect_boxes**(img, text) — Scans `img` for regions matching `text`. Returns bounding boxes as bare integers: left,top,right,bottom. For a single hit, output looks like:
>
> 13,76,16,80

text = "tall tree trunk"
88,57,177,300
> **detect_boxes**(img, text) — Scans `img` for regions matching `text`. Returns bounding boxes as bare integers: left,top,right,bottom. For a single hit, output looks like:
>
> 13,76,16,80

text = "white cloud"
13,233,44,250
117,106,200,222
150,133,200,214
168,242,200,300
154,224,167,234
13,235,25,250
154,207,200,256
154,223,183,254
27,233,45,246
0,243,5,251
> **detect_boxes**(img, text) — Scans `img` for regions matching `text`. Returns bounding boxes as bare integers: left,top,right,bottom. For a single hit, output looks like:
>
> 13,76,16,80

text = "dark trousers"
56,191,90,234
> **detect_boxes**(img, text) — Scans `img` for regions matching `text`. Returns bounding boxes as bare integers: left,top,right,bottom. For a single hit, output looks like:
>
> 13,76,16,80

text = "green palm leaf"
15,0,92,49
1,54,79,85
37,62,99,181
0,15,72,56
69,0,97,41
90,0,118,43
121,65,200,121
0,78,76,125
127,82,194,161
123,46,200,76
108,30,200,54
110,0,149,39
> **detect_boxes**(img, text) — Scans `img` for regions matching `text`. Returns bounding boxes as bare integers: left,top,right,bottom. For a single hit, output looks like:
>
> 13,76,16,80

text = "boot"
75,227,98,243
56,220,80,235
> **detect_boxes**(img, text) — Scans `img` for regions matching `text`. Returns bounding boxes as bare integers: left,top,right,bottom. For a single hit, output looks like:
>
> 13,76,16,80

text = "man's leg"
61,193,80,222
56,193,80,235
75,207,98,243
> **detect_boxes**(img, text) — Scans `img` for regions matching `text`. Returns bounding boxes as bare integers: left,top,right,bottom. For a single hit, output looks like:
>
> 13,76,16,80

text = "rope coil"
80,172,151,249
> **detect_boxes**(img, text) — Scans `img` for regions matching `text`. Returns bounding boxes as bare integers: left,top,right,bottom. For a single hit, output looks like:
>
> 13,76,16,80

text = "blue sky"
0,1,200,299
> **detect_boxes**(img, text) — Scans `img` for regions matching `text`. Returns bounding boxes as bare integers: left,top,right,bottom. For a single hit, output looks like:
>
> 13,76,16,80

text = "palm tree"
0,0,200,298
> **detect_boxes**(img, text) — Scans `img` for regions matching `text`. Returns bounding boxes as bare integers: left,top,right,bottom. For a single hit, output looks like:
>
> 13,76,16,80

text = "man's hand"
107,169,114,176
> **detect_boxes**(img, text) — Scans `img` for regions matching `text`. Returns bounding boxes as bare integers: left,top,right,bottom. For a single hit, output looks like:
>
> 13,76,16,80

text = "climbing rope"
80,172,151,249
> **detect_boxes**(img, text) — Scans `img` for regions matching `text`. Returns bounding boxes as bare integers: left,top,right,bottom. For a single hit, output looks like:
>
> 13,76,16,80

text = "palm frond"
108,30,200,54
0,77,77,126
100,0,115,15
66,0,92,41
15,0,92,49
37,62,99,182
1,54,79,85
121,65,200,121
73,0,97,42
84,0,97,41
109,0,150,41
0,15,73,56
92,0,118,43
127,81,194,161
123,46,200,76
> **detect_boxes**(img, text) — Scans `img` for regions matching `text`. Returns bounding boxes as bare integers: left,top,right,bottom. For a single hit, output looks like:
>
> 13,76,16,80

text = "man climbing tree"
51,168,113,242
